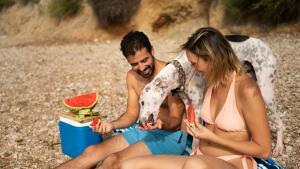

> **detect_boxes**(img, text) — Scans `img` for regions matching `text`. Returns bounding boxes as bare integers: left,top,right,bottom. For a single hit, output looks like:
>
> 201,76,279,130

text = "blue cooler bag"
59,117,102,158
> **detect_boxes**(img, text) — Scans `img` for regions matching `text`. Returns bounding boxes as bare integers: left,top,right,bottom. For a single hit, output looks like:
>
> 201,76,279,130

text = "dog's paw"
272,143,283,157
272,129,284,157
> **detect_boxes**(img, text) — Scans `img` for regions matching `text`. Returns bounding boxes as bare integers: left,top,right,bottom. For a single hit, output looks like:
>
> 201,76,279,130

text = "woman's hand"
184,119,217,142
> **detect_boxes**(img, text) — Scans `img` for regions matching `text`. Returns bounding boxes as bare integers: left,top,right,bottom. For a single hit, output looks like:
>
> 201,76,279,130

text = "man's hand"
138,119,163,130
92,120,114,135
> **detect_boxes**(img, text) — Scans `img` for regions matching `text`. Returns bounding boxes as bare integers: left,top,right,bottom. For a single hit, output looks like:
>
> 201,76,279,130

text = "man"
55,31,187,169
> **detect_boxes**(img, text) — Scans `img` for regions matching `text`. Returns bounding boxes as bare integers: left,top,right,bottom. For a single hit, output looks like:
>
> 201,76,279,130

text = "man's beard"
137,65,154,78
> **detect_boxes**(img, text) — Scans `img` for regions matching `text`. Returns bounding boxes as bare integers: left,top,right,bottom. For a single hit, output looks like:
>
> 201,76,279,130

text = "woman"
120,27,272,169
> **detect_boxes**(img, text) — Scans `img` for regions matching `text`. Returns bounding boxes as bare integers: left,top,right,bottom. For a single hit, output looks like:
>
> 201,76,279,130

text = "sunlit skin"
186,50,209,76
127,48,155,78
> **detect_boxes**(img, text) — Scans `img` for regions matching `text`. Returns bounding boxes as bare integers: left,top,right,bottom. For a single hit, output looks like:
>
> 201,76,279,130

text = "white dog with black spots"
139,35,284,156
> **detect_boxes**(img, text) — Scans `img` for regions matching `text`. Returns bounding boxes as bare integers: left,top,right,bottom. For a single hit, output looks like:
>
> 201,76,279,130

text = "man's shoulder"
157,59,167,64
126,70,144,89
127,69,135,76
126,69,138,82
156,60,168,72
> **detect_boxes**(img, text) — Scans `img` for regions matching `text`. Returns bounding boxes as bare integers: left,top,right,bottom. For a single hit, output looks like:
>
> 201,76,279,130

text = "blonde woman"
120,27,272,169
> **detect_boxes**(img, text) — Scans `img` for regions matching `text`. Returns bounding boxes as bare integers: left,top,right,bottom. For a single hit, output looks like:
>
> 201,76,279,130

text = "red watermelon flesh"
64,92,98,110
187,103,195,126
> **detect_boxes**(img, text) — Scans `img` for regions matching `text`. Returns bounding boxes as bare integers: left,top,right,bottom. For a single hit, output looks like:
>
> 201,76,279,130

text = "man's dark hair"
120,31,152,58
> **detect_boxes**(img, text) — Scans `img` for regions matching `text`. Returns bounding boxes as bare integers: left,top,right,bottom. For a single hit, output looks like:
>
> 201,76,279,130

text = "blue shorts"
121,127,187,155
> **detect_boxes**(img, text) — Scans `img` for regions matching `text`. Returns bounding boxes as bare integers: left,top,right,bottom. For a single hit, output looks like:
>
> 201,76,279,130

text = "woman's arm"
237,78,272,158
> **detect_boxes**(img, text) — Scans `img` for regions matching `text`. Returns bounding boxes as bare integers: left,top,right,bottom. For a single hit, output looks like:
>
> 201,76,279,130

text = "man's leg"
97,141,152,169
55,134,129,169
98,130,187,169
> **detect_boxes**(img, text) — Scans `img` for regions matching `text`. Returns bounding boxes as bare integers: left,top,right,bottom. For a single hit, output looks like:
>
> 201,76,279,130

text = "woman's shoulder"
236,73,261,99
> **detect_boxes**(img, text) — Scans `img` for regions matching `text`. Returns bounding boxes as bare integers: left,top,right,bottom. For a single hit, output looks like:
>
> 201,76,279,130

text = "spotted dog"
139,35,284,156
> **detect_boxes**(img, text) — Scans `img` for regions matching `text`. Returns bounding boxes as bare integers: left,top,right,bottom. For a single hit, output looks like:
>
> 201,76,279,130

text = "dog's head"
139,51,193,122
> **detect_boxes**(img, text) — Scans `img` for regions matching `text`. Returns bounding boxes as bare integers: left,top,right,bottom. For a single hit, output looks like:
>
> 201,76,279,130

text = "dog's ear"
242,60,257,82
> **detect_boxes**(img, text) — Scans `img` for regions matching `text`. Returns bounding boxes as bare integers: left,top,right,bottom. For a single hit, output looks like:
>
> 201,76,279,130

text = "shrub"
225,0,300,25
152,4,193,32
48,0,83,19
19,0,40,6
0,0,40,11
88,0,141,27
19,0,39,6
0,0,15,11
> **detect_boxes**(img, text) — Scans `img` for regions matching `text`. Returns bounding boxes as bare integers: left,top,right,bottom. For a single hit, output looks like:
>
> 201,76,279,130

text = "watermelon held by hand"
63,92,98,110
90,118,100,127
187,103,196,127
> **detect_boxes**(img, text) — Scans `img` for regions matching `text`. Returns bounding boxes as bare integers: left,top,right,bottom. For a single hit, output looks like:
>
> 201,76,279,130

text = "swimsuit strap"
218,155,257,169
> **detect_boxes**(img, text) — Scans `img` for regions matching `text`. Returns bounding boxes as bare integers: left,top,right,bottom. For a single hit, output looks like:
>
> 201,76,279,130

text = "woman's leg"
121,155,240,169
182,156,238,169
121,155,188,169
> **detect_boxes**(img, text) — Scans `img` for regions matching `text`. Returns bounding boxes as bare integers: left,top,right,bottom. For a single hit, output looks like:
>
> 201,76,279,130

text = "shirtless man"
55,31,187,169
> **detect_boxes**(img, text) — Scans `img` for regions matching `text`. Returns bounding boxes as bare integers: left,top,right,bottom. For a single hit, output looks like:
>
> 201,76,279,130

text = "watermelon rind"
63,93,98,110
78,109,91,115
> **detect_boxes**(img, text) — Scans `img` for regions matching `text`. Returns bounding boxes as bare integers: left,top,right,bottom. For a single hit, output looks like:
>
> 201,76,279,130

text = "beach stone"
0,32,299,168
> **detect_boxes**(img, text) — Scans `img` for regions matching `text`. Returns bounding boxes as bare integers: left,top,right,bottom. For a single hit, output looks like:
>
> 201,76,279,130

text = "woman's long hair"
182,27,242,88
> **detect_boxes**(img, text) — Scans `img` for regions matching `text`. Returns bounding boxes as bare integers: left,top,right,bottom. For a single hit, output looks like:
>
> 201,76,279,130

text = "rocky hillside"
0,0,298,47
0,0,208,45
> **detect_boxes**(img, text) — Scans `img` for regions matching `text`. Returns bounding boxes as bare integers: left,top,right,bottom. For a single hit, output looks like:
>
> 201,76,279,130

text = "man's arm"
93,71,140,134
158,95,185,130
111,71,140,129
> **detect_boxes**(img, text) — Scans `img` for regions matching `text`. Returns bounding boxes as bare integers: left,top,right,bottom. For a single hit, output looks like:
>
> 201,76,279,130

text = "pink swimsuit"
201,72,246,131
196,72,257,169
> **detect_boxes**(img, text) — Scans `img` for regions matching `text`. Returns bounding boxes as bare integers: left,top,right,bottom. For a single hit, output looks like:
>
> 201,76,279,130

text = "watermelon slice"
90,118,100,127
63,92,98,110
187,103,196,127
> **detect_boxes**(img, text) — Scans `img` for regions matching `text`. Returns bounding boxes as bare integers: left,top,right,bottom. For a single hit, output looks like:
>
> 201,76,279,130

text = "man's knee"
106,153,120,163
98,153,121,169
183,157,209,169
82,144,98,157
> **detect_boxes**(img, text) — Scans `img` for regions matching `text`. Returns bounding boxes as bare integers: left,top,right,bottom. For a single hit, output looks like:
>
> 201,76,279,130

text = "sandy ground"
0,32,299,169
